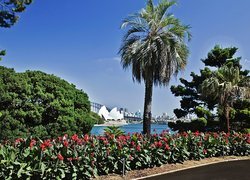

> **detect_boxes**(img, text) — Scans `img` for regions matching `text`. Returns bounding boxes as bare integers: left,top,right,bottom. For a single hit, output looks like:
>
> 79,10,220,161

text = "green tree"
201,65,250,132
170,46,250,132
0,0,32,28
119,0,191,135
0,0,33,60
0,66,98,140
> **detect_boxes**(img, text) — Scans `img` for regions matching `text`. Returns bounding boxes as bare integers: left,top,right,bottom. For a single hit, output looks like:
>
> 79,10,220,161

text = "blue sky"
0,0,249,116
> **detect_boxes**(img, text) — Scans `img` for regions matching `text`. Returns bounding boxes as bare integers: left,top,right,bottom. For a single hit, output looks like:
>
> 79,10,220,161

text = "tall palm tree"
119,0,191,135
201,65,250,132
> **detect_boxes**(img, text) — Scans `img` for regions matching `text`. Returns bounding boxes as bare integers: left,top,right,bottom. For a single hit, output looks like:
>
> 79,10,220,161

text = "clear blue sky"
0,0,249,116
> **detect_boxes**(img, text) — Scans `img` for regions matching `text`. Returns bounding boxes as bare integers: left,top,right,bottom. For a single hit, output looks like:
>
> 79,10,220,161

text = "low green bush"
0,131,249,179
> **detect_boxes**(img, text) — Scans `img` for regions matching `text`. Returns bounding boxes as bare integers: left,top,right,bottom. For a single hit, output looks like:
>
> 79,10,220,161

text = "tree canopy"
201,65,250,132
0,0,33,60
0,66,98,140
0,0,32,28
170,45,250,132
120,0,191,134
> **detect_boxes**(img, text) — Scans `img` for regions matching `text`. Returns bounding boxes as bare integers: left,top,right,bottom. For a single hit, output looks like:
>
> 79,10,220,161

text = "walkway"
143,160,250,180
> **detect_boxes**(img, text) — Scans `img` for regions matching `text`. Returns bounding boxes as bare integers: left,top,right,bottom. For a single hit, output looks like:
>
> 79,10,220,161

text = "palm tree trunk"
224,104,230,133
143,80,153,135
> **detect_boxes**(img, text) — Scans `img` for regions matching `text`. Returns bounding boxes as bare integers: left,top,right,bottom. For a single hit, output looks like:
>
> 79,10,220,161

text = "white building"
98,106,124,121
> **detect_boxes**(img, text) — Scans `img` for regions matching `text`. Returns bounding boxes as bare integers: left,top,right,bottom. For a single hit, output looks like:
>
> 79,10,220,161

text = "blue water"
91,123,173,135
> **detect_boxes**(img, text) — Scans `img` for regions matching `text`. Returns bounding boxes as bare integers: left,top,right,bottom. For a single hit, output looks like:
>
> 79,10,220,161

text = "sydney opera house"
91,102,142,125
98,106,124,121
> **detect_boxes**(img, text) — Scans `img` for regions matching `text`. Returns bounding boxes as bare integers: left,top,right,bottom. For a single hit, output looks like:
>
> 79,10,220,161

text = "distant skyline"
0,0,249,116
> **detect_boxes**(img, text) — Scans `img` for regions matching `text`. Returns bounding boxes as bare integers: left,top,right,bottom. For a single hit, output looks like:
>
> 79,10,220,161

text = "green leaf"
136,161,142,167
23,148,30,157
41,162,46,176
59,168,65,178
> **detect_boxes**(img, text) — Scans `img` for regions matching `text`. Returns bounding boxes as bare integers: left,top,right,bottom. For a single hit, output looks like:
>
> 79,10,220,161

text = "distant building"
90,102,143,122
98,106,124,120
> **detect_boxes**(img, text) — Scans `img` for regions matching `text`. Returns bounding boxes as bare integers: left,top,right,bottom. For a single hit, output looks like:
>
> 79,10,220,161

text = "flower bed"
0,131,249,179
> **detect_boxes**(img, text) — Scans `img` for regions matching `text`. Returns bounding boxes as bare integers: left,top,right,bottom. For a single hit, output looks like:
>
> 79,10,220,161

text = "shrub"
169,118,208,132
0,131,249,179
0,66,96,140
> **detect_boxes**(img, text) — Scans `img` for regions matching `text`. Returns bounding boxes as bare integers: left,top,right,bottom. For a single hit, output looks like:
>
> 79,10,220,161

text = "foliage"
0,131,249,179
0,0,33,60
119,0,191,134
0,0,32,28
104,126,125,137
170,45,250,132
89,112,104,125
0,50,6,61
0,66,97,140
201,65,250,132
169,118,210,132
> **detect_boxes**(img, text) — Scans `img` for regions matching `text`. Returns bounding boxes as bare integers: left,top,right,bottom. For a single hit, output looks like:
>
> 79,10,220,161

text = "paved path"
144,160,250,180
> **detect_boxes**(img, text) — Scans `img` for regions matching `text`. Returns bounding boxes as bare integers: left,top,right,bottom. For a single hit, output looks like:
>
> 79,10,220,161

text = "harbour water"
91,123,173,135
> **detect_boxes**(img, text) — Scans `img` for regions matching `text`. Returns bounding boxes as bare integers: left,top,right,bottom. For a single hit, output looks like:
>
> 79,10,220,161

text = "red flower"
131,141,136,147
126,135,130,140
57,153,64,161
182,132,188,138
165,144,170,151
63,140,69,147
71,134,79,142
84,134,89,142
15,138,23,145
213,133,219,139
194,131,200,137
40,139,52,151
30,139,36,149
163,137,168,142
154,141,163,148
158,141,163,148
246,138,250,144
136,145,141,151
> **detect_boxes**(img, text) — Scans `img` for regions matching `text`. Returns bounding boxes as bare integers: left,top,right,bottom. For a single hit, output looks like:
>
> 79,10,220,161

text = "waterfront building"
98,106,124,121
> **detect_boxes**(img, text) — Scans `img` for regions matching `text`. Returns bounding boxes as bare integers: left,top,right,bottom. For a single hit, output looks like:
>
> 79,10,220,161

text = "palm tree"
201,65,250,132
119,0,191,135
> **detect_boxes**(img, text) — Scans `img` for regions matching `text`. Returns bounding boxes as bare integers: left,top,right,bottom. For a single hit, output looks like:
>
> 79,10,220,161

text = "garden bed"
0,131,249,179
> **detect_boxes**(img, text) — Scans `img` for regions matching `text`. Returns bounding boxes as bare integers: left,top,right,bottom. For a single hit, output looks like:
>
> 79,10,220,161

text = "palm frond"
155,0,176,21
